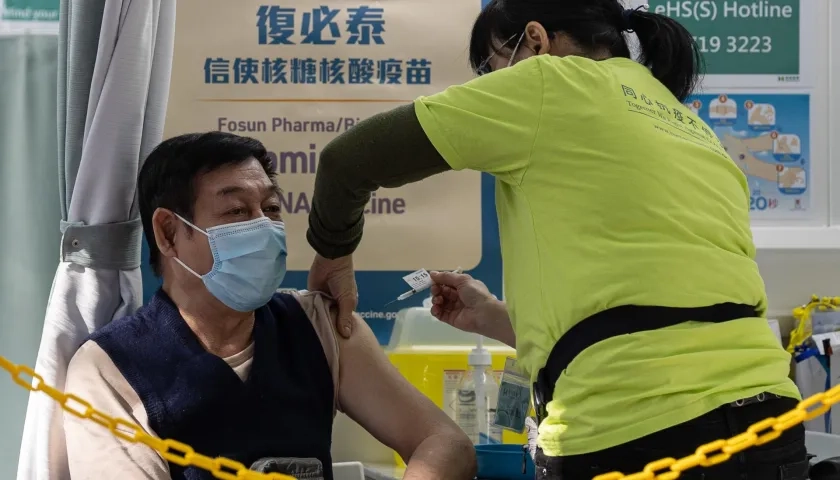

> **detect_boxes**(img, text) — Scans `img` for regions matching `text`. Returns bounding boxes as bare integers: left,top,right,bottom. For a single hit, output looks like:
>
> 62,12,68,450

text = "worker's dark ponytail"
469,0,703,102
627,8,703,102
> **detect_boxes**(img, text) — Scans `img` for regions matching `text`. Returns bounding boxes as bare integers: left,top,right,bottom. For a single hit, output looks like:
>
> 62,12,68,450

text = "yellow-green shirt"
414,55,799,456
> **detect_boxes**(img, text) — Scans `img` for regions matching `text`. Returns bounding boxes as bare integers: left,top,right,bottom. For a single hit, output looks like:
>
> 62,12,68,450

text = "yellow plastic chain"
5,351,838,480
594,294,839,479
592,387,840,480
788,295,840,353
0,355,295,480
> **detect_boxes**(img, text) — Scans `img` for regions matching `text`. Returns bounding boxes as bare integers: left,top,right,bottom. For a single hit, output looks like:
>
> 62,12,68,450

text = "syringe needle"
383,267,462,308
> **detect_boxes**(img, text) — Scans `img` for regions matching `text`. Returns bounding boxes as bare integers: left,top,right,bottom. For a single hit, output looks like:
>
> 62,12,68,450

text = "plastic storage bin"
475,444,535,480
386,306,528,467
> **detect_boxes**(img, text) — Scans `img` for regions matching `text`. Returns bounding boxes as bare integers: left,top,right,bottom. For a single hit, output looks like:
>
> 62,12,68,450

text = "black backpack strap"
532,303,758,424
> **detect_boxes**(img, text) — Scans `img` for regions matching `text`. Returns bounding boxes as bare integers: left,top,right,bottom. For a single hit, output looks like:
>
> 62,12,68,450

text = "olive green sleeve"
306,103,451,259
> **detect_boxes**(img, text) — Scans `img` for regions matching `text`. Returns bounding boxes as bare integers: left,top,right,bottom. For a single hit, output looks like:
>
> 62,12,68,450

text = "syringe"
384,267,463,307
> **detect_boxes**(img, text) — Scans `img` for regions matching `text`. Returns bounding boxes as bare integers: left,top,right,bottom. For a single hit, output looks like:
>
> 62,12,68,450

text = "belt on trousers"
532,303,759,424
730,392,783,408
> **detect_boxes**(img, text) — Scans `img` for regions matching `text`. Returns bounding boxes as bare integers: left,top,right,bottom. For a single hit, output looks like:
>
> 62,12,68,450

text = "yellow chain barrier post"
788,295,840,353
0,355,295,480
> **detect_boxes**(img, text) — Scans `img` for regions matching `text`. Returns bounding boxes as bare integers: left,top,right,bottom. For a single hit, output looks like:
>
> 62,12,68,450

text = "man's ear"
152,208,180,260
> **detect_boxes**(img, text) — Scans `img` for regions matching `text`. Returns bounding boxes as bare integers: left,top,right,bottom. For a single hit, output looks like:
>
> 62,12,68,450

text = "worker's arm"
307,104,451,259
307,58,544,259
337,315,477,480
64,341,169,480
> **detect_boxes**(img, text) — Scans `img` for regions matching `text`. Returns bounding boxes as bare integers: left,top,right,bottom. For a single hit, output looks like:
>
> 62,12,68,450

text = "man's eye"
227,208,247,216
263,205,281,213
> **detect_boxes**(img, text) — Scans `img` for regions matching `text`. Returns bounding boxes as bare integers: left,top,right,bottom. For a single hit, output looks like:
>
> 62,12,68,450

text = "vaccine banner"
156,0,505,343
0,0,58,35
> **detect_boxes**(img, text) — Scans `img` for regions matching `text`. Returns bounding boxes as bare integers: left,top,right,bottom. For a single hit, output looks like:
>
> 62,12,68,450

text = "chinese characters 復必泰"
256,5,386,46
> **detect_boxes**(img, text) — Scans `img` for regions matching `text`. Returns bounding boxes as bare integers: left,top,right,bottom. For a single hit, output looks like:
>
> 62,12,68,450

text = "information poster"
0,0,58,34
685,94,811,220
644,0,821,225
160,0,505,343
645,0,815,87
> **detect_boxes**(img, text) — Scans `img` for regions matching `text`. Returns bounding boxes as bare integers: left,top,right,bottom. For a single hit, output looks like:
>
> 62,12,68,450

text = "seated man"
63,132,476,480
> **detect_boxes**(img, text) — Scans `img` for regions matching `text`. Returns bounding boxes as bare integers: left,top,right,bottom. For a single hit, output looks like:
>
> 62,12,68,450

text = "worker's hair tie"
620,4,648,32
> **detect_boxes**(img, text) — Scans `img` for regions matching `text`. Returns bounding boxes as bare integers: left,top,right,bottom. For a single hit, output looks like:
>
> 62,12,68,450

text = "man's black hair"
138,131,274,276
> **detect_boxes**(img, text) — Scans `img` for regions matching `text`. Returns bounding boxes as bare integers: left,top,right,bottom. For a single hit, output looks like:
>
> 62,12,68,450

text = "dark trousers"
535,397,809,480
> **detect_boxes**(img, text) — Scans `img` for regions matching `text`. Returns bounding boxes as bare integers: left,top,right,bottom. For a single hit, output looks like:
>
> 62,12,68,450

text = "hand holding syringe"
384,267,463,307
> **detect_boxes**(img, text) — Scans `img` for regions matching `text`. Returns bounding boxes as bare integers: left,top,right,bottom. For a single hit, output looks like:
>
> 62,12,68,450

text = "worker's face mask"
173,214,288,312
476,31,526,76
507,32,526,67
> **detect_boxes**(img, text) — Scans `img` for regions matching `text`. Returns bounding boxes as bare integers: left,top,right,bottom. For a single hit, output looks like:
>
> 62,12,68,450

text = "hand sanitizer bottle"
455,335,502,444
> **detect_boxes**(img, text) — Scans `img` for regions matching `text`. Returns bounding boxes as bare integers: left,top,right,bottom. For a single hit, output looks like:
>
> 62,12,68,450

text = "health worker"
304,1,806,479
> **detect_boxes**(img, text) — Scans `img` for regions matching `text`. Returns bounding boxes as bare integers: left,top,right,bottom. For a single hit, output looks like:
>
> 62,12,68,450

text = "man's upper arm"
414,56,544,180
336,315,464,462
64,341,169,480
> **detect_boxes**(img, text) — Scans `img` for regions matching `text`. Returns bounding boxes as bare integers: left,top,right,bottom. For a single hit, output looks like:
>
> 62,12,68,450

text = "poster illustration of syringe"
685,94,811,220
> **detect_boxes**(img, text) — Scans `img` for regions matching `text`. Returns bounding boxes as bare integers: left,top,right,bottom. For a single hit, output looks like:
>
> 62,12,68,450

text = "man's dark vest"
90,290,335,480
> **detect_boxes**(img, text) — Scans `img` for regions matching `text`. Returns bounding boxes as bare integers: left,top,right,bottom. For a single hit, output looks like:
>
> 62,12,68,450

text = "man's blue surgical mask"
174,214,288,312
